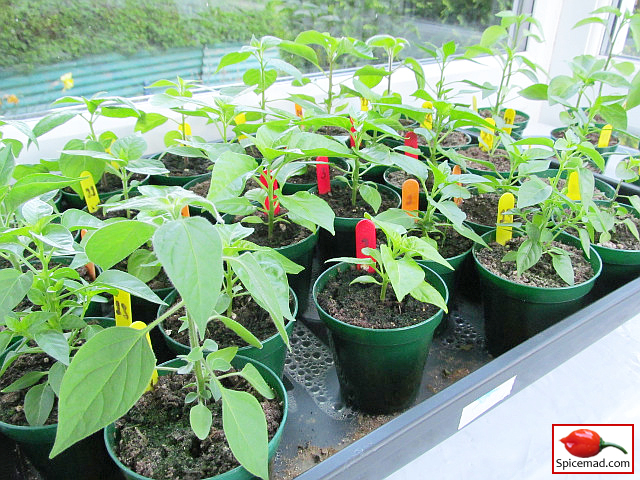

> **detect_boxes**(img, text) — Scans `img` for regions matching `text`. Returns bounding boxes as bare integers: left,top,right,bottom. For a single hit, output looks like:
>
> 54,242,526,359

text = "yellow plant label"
421,101,433,130
472,96,478,112
79,170,99,213
598,124,613,148
479,118,496,152
130,321,158,392
360,98,369,111
234,113,247,140
295,103,303,117
567,171,581,201
496,192,515,246
503,108,515,135
114,290,132,327
106,138,116,155
178,123,192,136
402,179,420,212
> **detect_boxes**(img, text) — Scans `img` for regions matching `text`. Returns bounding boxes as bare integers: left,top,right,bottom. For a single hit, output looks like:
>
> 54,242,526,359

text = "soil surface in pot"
160,153,211,176
236,212,312,249
551,128,619,147
244,145,262,159
476,237,594,287
595,214,640,250
165,293,294,349
0,353,58,425
317,183,398,218
461,146,510,172
460,193,501,226
411,226,473,259
386,170,433,191
63,173,146,195
400,130,469,148
317,266,440,329
286,163,344,185
316,126,350,137
114,371,282,480
479,108,527,124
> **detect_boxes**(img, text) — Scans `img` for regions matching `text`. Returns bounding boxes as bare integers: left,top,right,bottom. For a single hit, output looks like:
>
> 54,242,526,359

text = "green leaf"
280,191,335,234
0,145,15,187
516,239,542,274
48,362,66,396
5,174,79,212
380,245,423,302
221,387,269,480
127,249,161,284
239,363,275,399
85,221,155,270
35,331,70,366
1,371,47,393
517,178,552,209
578,228,592,258
0,270,33,317
548,75,578,105
135,113,168,133
409,281,448,311
94,270,163,305
216,51,252,73
598,103,627,130
32,112,76,138
279,41,319,66
480,25,507,47
208,152,257,203
551,252,574,285
110,134,146,161
153,218,222,335
213,316,262,348
359,184,382,213
519,83,548,100
573,16,606,29
190,402,213,440
61,209,104,231
349,275,381,285
59,139,106,196
24,384,54,426
51,327,155,457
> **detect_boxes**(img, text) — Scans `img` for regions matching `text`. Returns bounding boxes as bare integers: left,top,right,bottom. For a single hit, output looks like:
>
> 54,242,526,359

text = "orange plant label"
295,103,303,118
452,165,463,206
180,205,190,217
80,229,96,281
402,179,419,212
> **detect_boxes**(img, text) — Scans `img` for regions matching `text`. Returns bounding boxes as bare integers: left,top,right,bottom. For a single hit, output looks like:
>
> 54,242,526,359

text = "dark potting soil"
551,129,619,147
475,237,594,288
317,267,440,329
460,193,501,226
386,170,433,191
479,108,527,124
399,118,417,127
237,213,312,249
316,125,350,137
286,163,345,185
244,145,262,159
596,214,640,250
160,153,211,176
0,353,58,425
399,130,469,148
461,146,510,172
114,371,282,480
317,183,398,218
165,293,294,349
188,178,210,198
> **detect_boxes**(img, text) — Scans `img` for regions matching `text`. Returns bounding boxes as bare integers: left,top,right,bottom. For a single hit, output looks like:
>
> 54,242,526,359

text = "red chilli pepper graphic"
560,429,627,458
259,170,280,215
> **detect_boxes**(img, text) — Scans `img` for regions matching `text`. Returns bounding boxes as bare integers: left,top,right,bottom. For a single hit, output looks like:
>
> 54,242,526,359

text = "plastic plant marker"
598,124,613,148
180,205,190,217
178,123,192,136
349,117,356,148
114,290,132,327
106,139,116,155
295,103,303,118
452,165,463,206
479,118,496,152
316,156,331,194
259,170,280,215
129,321,158,392
360,98,369,111
496,192,515,246
567,171,581,201
356,219,376,273
80,229,96,281
503,108,515,135
472,96,478,112
421,101,433,130
404,132,419,159
402,179,419,212
79,170,99,213
235,113,247,140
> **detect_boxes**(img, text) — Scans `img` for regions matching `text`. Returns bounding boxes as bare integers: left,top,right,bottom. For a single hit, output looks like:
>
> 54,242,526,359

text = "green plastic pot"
157,288,298,378
149,152,211,186
60,175,150,210
313,262,448,414
382,167,428,210
104,355,288,480
282,158,350,195
315,181,401,265
274,229,318,314
0,318,118,480
472,230,602,356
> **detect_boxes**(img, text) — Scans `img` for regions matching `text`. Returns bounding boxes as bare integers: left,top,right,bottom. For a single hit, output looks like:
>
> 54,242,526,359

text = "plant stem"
327,61,334,114
380,276,388,301
186,312,206,402
387,51,393,94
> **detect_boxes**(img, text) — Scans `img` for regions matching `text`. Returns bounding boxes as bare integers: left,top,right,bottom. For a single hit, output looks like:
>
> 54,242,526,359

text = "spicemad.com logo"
552,425,634,474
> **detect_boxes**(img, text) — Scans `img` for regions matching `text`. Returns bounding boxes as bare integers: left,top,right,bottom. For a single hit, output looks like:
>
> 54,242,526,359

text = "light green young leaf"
551,251,574,285
95,270,164,305
85,221,155,270
359,184,382,213
380,246,424,302
517,178,552,209
35,331,70,366
213,316,262,348
153,218,223,334
24,384,55,426
279,191,335,234
410,281,448,312
0,270,33,317
1,371,47,393
48,362,66,396
127,249,162,284
5,174,79,212
239,363,275,399
221,387,269,480
190,402,213,440
208,152,257,203
51,327,156,457
516,239,543,274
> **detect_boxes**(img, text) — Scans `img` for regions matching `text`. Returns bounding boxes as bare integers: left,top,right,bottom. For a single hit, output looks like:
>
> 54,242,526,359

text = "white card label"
458,376,516,429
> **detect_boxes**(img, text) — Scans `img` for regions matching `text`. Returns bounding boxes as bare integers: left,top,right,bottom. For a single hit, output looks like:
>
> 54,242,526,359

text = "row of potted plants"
1,6,640,480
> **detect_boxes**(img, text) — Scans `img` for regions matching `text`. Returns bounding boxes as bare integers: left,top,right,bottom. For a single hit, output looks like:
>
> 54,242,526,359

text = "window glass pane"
1,0,514,119
622,0,640,56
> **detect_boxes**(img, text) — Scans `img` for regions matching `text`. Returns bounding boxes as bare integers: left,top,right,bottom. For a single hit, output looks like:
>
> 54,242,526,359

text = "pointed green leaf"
190,402,213,440
85,220,155,270
24,384,54,426
280,191,335,234
1,371,47,393
95,270,163,305
238,363,275,399
35,331,70,366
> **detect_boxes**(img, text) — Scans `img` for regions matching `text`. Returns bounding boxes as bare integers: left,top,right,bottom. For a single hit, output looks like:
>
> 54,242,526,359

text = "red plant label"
355,219,376,273
316,156,331,194
404,132,419,159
